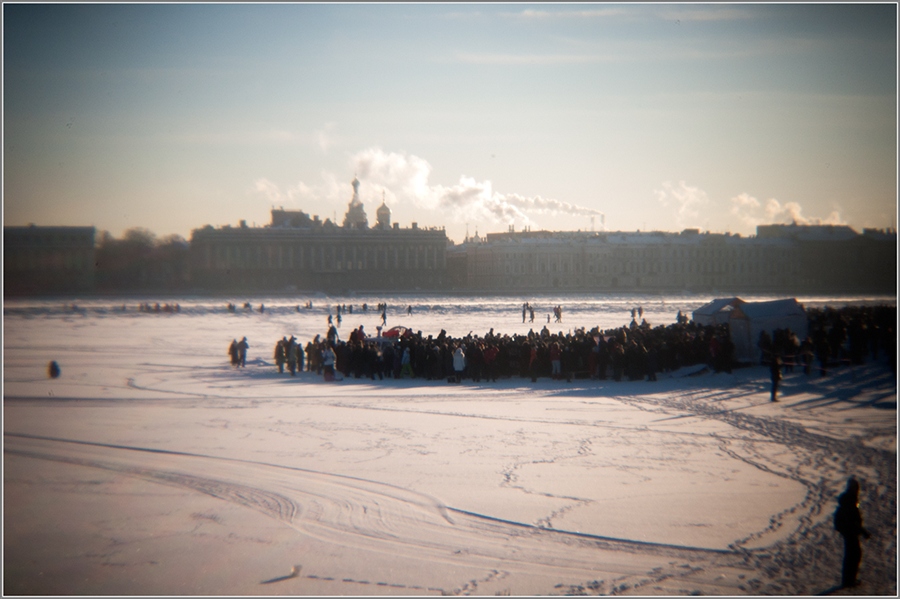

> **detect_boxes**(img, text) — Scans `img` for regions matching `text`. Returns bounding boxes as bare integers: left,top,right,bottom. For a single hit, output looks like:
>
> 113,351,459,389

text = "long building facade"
450,224,896,294
190,179,450,292
6,184,894,297
4,225,96,295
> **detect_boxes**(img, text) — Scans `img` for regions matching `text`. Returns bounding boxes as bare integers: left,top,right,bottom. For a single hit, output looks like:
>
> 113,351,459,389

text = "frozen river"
3,293,896,595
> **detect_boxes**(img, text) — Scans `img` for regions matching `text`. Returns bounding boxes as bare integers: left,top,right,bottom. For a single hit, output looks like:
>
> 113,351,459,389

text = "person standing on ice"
550,341,562,380
321,344,336,380
228,339,239,367
834,477,871,588
400,345,412,378
769,354,782,401
452,344,466,383
237,337,249,367
274,337,287,373
287,336,300,376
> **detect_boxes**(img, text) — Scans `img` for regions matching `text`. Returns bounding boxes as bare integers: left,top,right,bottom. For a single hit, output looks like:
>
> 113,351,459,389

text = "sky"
3,3,897,244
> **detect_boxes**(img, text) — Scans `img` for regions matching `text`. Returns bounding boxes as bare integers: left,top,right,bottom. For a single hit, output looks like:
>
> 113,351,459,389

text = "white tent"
727,299,808,363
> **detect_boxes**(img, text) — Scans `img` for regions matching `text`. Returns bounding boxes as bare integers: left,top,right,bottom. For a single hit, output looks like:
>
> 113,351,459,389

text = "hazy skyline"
4,3,897,243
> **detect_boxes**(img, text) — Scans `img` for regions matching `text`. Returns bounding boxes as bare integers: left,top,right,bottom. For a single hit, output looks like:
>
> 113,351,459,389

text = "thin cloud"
266,129,297,143
655,181,709,229
656,6,758,23
314,122,337,154
251,173,341,212
159,128,303,146
455,52,617,65
515,7,631,19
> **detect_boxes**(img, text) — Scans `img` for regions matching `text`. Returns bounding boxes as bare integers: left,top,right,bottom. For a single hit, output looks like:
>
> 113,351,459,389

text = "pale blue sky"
4,3,896,243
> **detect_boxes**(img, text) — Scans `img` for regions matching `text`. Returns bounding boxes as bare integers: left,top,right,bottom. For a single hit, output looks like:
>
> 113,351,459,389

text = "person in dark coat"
228,339,240,367
769,355,782,402
274,338,287,373
287,337,299,376
834,477,871,588
237,337,249,367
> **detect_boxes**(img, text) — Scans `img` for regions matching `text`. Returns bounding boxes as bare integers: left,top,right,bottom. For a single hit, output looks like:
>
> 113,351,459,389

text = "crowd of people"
232,304,894,385
276,317,739,383
760,304,897,377
138,302,181,313
273,336,304,375
521,302,566,324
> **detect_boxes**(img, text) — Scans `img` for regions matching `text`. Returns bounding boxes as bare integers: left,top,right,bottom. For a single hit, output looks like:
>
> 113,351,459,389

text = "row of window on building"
5,248,94,272
492,260,796,277
200,243,446,271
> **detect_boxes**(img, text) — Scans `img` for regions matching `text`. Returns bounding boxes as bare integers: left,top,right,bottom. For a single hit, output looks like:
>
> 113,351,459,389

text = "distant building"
4,225,96,295
449,224,896,294
755,224,897,294
190,180,450,292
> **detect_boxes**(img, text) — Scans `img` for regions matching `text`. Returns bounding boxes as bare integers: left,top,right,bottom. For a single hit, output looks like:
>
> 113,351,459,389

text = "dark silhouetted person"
237,337,249,367
274,338,287,373
48,361,61,379
228,339,239,367
770,355,782,402
834,477,871,588
287,337,299,376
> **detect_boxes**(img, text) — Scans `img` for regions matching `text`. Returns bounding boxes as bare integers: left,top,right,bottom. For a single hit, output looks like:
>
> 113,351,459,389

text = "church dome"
376,193,391,229
342,176,368,229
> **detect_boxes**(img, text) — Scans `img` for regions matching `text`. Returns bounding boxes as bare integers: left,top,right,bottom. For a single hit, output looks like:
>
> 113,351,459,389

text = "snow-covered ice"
3,295,896,595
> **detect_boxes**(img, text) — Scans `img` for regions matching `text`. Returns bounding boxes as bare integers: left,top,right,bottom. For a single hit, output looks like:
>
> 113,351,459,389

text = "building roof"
756,223,859,241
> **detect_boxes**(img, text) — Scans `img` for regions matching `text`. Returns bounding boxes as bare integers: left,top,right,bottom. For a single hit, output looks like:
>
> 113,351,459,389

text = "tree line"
95,228,190,292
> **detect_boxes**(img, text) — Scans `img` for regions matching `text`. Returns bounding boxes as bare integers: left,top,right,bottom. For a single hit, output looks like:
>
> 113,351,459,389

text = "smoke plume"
351,148,603,230
253,148,604,234
731,192,845,230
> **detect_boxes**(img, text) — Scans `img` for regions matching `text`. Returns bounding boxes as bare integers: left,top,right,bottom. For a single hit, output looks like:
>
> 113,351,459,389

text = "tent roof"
693,297,744,316
733,298,805,320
